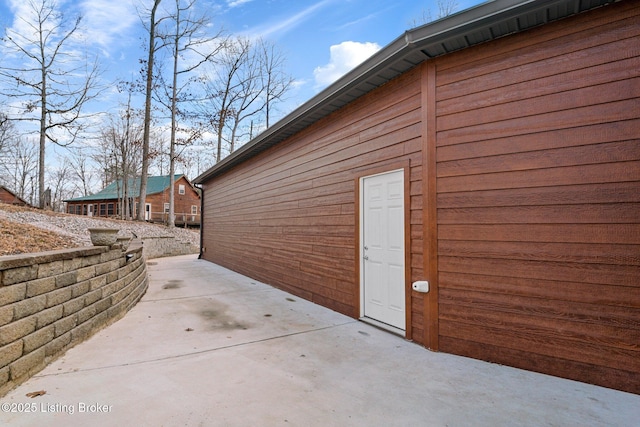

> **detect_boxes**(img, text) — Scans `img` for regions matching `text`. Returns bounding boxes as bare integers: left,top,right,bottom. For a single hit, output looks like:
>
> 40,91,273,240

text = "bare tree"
221,37,263,154
410,0,460,27
224,38,293,148
92,136,119,190
0,136,39,204
49,157,71,212
137,0,163,221
67,147,96,197
150,132,168,175
198,36,292,162
437,0,459,18
156,0,225,227
0,112,14,161
199,36,249,162
97,91,144,220
258,40,293,128
0,0,101,209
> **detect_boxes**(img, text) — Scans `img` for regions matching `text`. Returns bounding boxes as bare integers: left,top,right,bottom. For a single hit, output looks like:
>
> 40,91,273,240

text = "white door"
87,204,93,217
145,203,151,221
361,170,405,331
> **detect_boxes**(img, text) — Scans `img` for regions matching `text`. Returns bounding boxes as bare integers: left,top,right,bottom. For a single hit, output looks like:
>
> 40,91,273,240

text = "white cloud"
227,0,253,7
78,0,139,53
5,0,138,58
5,0,63,43
241,0,335,40
313,41,381,87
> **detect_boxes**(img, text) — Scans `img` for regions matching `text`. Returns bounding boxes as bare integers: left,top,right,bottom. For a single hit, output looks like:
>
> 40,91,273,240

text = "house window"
107,203,114,216
191,205,197,215
164,203,170,213
100,203,106,216
178,184,185,195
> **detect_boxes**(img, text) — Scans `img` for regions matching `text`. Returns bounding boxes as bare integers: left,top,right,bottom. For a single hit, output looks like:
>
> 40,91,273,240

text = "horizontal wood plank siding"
202,67,425,326
434,1,640,394
146,176,201,224
199,1,639,394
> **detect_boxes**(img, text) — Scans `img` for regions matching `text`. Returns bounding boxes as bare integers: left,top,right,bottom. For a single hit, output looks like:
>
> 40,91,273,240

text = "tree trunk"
39,66,47,209
137,0,162,221
168,2,179,228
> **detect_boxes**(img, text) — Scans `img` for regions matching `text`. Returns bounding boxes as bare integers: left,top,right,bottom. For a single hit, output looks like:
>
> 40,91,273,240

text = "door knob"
363,255,369,260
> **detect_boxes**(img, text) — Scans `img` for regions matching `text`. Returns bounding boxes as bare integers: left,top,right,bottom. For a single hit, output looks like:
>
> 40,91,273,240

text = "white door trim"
359,168,406,335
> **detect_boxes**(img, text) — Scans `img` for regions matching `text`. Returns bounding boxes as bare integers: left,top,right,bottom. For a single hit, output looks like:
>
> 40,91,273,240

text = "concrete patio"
1,254,638,426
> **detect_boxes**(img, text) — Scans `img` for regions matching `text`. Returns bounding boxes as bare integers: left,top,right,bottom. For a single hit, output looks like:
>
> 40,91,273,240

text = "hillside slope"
0,204,199,256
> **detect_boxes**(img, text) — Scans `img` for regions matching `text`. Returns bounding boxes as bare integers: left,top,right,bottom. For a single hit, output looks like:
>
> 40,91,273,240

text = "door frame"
355,161,411,339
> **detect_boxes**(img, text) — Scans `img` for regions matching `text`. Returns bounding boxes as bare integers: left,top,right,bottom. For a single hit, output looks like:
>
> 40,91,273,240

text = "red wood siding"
202,67,425,328
0,188,28,206
433,1,640,393
146,177,201,225
66,177,200,225
200,1,639,393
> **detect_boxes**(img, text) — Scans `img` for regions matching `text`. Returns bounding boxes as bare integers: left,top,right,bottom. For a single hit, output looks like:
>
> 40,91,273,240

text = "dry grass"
0,202,200,257
0,217,76,256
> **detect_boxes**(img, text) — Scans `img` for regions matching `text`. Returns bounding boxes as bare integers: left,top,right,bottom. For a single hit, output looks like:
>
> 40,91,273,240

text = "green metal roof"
65,175,184,202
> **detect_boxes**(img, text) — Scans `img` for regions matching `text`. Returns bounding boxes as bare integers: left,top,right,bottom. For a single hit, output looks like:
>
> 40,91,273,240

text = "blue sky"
0,0,485,185
194,0,486,104
1,0,485,114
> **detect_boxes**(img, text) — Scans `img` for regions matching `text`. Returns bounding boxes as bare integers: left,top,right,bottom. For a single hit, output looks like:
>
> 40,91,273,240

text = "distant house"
194,0,639,394
0,185,30,207
65,174,200,226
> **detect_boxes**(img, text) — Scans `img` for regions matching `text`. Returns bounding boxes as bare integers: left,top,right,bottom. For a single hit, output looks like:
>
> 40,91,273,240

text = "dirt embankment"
0,204,199,256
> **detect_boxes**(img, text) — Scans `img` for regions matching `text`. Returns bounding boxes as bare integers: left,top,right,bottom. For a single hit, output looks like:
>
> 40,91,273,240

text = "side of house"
430,1,639,393
196,1,639,394
0,186,30,206
201,65,424,319
145,175,201,226
65,175,200,226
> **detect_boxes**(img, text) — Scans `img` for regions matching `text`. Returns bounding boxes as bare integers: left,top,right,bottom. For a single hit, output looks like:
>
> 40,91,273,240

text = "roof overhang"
194,0,619,184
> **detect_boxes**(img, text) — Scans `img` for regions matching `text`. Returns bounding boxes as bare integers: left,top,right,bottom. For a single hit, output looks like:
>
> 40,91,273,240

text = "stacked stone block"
140,236,198,259
0,246,148,396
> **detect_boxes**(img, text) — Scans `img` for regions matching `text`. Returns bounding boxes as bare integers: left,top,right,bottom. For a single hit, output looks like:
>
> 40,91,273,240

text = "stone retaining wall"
0,245,147,396
140,236,199,259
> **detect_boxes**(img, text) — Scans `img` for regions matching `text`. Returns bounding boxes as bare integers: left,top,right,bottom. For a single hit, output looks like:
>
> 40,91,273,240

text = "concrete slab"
1,254,638,426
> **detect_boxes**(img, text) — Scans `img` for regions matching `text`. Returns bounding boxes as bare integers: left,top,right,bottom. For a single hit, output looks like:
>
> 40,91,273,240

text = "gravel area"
0,204,200,255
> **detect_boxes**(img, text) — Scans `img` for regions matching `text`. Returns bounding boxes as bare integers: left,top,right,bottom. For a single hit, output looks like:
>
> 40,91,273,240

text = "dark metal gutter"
193,183,204,259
